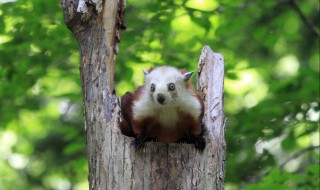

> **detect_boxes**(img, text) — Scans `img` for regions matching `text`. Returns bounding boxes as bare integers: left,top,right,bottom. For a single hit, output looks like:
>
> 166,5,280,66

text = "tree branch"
279,145,320,169
287,0,319,36
248,145,320,183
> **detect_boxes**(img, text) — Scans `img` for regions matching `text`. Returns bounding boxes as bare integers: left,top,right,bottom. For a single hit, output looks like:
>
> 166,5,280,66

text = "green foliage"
0,0,85,189
246,165,320,190
0,0,319,190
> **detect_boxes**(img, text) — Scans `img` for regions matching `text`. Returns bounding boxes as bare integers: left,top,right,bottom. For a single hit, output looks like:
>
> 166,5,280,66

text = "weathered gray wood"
61,0,226,189
198,46,226,189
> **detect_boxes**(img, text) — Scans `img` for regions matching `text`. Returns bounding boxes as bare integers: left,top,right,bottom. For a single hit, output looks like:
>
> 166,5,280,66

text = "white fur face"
146,66,184,105
132,66,202,127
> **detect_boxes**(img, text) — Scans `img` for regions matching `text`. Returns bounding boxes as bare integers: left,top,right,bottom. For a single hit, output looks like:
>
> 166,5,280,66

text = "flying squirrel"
120,66,206,151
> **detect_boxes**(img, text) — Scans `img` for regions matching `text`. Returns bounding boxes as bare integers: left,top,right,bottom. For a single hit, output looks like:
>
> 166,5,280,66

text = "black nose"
157,93,165,104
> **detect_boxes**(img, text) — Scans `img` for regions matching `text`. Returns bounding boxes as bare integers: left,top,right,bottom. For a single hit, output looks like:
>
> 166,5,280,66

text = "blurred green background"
0,0,319,189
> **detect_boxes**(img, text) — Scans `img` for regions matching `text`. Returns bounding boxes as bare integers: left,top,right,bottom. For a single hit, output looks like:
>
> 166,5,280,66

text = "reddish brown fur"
147,67,154,73
131,111,203,143
120,86,144,137
120,89,204,141
179,69,187,74
119,67,206,150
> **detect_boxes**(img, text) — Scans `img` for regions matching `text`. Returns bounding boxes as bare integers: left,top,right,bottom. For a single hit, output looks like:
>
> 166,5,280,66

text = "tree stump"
61,0,226,189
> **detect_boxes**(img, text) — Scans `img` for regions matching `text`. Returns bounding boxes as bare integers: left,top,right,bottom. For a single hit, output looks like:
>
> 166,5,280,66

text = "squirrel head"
142,66,193,106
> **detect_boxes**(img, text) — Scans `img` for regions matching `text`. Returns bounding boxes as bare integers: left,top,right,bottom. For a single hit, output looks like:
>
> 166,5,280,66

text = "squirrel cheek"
171,91,178,99
149,93,155,102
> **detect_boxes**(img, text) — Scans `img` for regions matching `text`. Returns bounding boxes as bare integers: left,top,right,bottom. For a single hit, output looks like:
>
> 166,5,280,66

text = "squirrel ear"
183,72,193,81
142,69,149,76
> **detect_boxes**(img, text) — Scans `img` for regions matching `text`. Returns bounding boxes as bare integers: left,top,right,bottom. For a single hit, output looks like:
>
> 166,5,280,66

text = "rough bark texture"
61,0,226,189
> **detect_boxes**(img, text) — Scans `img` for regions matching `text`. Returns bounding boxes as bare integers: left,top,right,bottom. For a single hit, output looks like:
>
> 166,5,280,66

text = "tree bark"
61,1,226,189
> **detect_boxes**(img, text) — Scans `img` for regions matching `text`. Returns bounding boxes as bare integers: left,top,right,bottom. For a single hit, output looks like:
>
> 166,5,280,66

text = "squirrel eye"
150,84,155,92
168,83,175,91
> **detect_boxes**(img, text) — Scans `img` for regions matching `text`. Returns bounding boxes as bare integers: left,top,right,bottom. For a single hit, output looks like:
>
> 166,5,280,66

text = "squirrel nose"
157,93,165,104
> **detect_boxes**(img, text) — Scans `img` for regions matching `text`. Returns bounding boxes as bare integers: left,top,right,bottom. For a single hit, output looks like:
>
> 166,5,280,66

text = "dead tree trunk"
61,0,226,189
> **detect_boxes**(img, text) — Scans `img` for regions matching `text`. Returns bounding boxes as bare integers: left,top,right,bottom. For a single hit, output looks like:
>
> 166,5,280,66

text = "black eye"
150,84,155,92
168,83,175,91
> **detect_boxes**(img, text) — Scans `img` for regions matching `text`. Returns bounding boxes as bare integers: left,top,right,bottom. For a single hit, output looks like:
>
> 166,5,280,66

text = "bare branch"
279,145,320,169
278,0,320,36
249,145,320,183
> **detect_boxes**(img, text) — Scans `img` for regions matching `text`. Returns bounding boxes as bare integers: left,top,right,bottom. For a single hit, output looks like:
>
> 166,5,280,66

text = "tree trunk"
61,1,226,189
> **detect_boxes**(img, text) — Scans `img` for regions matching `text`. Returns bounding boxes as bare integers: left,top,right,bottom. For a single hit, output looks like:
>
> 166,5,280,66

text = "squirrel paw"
194,136,206,151
133,138,145,150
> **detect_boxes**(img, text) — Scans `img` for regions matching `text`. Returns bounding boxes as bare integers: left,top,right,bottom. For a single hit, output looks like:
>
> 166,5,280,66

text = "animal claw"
133,138,145,150
194,136,206,151
146,137,158,142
